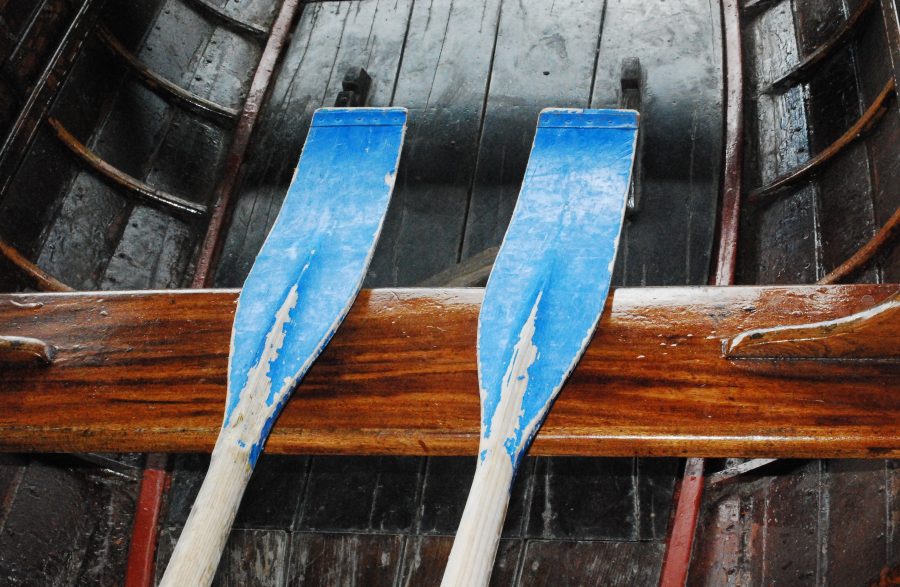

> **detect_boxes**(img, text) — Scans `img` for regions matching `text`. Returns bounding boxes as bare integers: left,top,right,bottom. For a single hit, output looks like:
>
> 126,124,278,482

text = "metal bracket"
334,67,372,107
619,58,643,217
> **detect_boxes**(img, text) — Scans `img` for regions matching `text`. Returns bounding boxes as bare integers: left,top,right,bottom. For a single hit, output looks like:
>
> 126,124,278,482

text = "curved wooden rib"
748,79,895,204
726,291,900,359
820,205,900,284
183,0,269,41
97,26,239,127
48,117,207,219
0,237,72,292
766,0,875,93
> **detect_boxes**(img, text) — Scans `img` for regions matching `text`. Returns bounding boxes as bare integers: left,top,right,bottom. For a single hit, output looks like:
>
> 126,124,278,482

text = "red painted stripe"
659,458,705,586
125,455,170,587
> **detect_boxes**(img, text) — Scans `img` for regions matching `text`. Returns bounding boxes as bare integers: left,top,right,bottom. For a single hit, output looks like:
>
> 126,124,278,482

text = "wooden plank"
687,492,744,586
0,457,137,585
637,458,678,540
760,462,821,584
397,536,521,587
0,284,897,457
285,533,403,587
35,0,239,289
0,460,92,583
415,457,531,538
296,456,420,533
741,4,820,284
517,540,665,586
857,8,900,280
161,453,310,531
824,460,890,584
212,1,349,287
107,6,262,292
460,0,606,260
890,460,900,565
794,0,878,280
525,457,635,540
591,0,724,287
0,29,123,263
690,459,898,585
366,0,501,287
155,528,288,586
101,206,194,290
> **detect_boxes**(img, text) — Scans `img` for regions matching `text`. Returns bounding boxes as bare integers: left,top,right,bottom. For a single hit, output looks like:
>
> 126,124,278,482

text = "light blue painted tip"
312,107,408,127
538,108,639,129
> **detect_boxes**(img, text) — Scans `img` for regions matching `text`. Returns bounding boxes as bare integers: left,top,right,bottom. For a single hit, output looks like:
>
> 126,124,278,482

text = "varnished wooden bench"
0,285,897,458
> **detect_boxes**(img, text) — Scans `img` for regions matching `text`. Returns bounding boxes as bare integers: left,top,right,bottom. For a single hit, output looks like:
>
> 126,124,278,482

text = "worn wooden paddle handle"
159,436,252,586
441,449,515,587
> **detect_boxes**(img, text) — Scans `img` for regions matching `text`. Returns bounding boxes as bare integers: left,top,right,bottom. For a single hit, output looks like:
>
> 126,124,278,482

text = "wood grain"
0,285,897,458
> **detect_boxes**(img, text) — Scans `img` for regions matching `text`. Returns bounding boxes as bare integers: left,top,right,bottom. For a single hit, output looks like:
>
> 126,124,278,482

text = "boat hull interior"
0,0,897,584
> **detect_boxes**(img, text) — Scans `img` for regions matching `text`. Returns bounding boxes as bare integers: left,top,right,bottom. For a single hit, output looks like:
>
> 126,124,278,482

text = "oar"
441,108,639,586
160,107,407,586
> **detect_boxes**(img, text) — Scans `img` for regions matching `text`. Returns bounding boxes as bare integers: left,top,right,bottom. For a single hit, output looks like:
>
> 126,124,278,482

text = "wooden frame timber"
764,0,875,94
96,26,240,127
0,284,896,458
47,117,208,219
747,78,896,204
182,0,270,41
0,236,72,292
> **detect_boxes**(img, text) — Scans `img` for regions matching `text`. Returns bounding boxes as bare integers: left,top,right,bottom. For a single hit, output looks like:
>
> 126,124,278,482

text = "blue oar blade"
477,108,638,468
225,107,406,464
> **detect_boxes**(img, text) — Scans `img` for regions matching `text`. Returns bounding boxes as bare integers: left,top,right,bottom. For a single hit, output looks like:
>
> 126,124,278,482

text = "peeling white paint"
484,291,542,461
223,283,299,449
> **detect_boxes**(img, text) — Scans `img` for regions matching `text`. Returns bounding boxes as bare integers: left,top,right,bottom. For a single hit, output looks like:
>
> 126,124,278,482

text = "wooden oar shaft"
441,449,514,587
159,436,252,586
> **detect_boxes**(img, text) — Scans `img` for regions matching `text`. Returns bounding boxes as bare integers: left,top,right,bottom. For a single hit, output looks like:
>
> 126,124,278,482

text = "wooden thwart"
0,284,897,458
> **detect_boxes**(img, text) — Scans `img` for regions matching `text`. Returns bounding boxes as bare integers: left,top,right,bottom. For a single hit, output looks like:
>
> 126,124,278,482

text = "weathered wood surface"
689,459,900,586
0,284,897,458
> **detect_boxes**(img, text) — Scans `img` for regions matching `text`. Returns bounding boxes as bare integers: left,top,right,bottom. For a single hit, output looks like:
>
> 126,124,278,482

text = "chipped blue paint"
477,108,638,471
223,107,406,467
